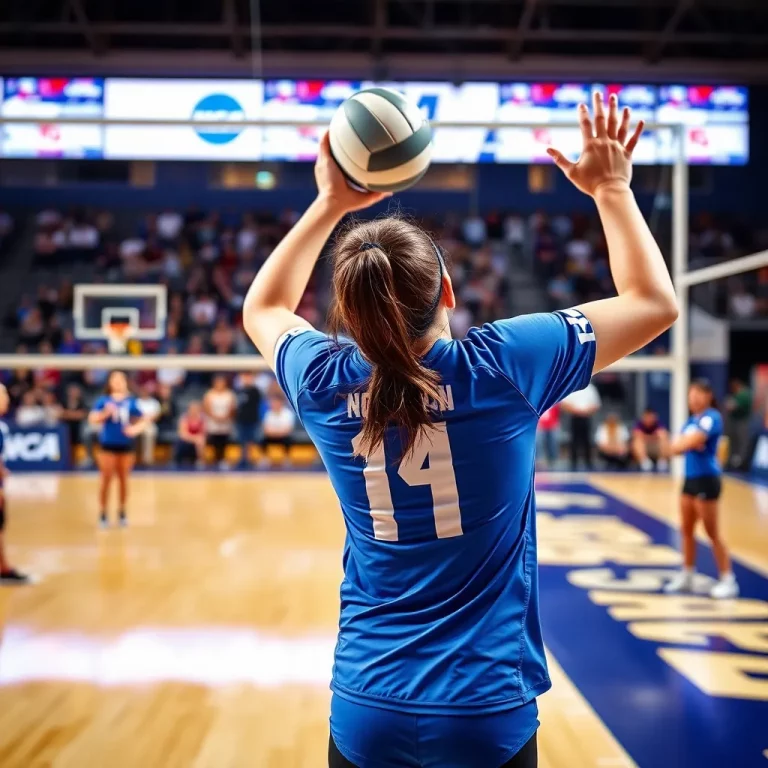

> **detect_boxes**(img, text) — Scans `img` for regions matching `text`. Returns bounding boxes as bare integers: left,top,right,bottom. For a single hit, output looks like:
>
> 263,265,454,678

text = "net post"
670,122,689,478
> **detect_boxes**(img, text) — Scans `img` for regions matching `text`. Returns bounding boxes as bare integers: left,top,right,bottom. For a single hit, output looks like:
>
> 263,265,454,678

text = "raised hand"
547,91,644,198
315,132,391,214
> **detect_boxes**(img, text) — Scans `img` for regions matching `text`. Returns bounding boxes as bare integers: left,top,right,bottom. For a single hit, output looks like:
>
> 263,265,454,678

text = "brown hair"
690,378,718,410
329,217,447,459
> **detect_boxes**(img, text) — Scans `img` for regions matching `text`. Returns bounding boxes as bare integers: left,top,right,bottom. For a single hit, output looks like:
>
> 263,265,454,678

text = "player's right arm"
547,92,678,373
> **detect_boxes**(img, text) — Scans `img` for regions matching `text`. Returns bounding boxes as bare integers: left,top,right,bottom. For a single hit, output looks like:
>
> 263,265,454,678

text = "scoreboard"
0,77,750,165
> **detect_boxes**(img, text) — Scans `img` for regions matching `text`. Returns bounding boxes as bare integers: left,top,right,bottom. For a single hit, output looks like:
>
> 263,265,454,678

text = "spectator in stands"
69,217,99,250
7,365,33,409
503,212,525,257
40,390,61,426
59,384,88,457
449,299,473,339
211,317,236,355
595,413,631,470
15,390,45,428
462,213,487,248
155,383,177,440
156,209,184,244
156,344,186,389
260,393,296,468
135,385,162,467
631,408,669,472
34,342,62,391
536,405,560,470
726,378,753,470
58,329,82,355
18,308,45,348
561,382,602,471
235,372,263,468
203,375,236,468
729,279,758,318
547,273,575,310
237,214,259,256
189,293,218,329
175,401,207,468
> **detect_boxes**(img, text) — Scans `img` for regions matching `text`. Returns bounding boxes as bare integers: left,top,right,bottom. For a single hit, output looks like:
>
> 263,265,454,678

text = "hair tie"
359,241,380,252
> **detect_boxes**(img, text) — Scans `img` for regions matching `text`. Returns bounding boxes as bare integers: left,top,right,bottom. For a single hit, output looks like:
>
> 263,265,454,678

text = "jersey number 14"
352,422,462,542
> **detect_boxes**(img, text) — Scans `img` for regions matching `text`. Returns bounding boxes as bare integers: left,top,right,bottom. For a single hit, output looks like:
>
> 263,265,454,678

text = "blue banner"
0,422,71,471
751,430,768,480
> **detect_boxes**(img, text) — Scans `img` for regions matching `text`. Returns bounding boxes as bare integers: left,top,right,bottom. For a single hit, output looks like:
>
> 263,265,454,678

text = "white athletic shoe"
640,458,654,472
710,575,739,599
656,459,669,472
664,570,694,593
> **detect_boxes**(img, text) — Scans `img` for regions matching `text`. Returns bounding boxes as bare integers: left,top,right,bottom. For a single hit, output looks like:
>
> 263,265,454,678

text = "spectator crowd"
0,203,767,471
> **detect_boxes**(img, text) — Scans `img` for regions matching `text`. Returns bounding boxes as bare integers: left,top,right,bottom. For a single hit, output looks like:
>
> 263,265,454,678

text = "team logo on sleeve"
560,308,595,345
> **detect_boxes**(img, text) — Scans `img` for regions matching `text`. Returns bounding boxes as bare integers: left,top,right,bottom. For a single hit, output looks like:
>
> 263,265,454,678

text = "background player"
664,379,738,599
242,92,677,767
0,383,30,585
88,371,150,528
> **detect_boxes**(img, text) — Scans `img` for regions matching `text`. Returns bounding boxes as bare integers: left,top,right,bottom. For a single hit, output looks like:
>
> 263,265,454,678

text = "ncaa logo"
191,93,246,145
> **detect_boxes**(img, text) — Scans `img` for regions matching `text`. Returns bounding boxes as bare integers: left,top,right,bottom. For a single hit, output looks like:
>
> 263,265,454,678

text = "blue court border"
535,478,768,768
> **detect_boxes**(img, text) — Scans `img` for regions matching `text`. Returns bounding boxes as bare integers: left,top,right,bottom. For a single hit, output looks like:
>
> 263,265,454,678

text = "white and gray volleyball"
329,87,433,193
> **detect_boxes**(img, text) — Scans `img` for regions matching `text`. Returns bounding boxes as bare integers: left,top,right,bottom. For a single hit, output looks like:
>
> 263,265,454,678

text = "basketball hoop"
103,322,132,354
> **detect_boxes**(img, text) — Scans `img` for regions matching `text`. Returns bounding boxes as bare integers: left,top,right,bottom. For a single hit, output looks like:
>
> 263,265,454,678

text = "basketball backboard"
73,284,167,342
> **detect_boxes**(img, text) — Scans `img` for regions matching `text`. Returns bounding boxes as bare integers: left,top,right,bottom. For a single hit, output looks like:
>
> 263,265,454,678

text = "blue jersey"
275,309,596,715
93,395,142,447
683,408,723,479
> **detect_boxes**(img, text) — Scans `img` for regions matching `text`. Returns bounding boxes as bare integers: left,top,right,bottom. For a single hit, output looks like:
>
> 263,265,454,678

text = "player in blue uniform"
0,383,30,585
664,379,738,599
88,371,150,528
243,93,678,767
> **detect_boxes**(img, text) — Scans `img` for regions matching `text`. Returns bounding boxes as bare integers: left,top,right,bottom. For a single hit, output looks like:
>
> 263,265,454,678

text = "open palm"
547,91,644,198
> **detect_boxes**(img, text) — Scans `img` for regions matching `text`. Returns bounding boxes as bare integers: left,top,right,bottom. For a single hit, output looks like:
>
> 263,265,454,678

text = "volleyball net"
0,116,766,474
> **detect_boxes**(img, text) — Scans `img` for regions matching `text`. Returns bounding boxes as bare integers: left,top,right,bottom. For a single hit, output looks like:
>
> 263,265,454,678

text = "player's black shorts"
329,732,537,768
682,475,722,501
99,443,134,455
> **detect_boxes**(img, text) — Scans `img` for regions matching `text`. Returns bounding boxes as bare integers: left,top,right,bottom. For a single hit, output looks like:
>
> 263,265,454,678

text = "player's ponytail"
330,218,447,460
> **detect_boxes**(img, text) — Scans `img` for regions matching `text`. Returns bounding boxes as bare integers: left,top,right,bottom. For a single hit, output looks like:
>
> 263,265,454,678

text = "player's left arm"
242,133,389,372
123,400,152,438
667,413,719,455
667,430,707,455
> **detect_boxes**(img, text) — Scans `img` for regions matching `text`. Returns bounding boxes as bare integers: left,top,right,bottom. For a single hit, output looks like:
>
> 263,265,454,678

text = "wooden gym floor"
0,471,766,768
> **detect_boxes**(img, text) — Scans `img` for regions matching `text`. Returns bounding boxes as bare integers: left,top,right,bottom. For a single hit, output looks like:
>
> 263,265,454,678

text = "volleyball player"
664,379,738,599
88,371,151,528
243,93,678,767
0,383,30,585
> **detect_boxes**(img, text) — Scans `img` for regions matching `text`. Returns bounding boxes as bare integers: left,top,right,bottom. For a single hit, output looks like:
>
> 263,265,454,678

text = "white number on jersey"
352,422,463,542
112,404,131,425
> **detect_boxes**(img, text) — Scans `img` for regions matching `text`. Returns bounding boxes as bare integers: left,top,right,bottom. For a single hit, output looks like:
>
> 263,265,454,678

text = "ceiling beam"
2,21,766,46
372,0,387,59
63,0,106,56
647,0,695,63
508,0,539,61
1,48,765,82
223,0,245,58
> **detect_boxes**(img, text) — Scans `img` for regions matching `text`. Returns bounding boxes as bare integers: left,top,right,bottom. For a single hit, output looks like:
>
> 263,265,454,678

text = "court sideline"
0,472,765,767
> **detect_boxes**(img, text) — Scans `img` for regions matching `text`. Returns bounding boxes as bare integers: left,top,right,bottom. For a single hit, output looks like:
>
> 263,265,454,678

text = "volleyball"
329,87,433,193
